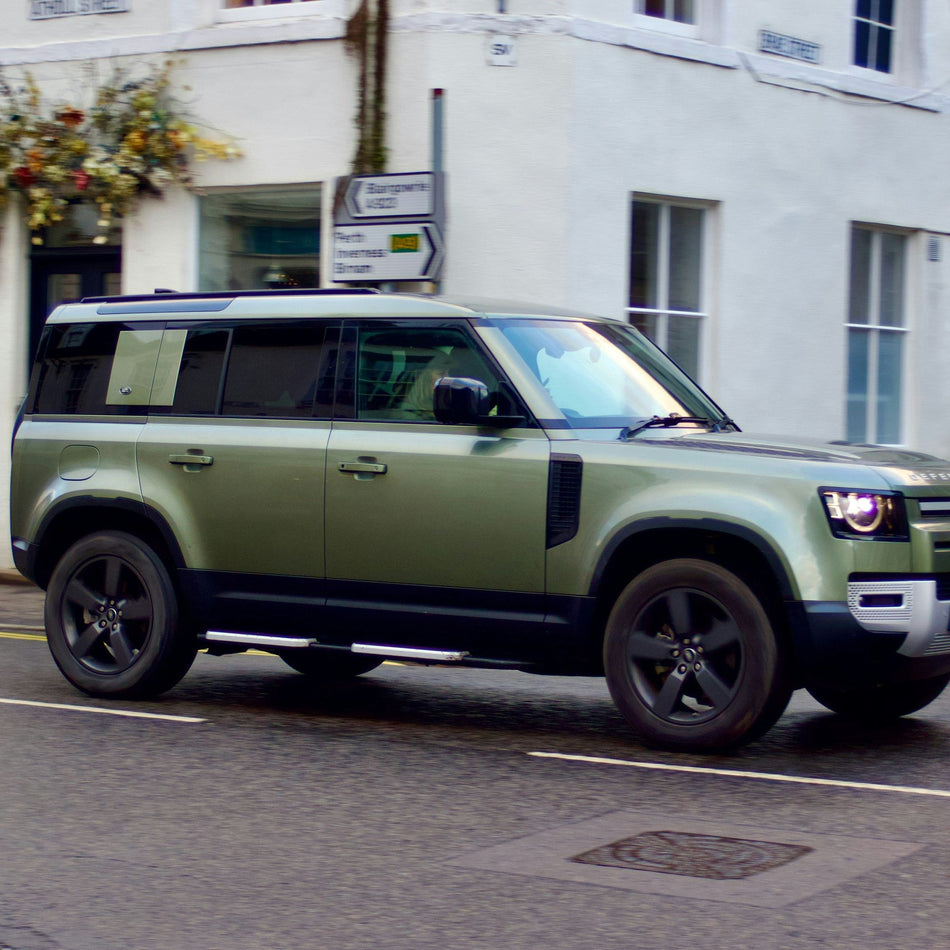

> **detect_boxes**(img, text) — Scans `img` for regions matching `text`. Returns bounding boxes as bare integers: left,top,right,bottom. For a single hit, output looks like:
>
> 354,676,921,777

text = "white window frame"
626,196,712,383
218,0,343,24
852,0,895,74
845,224,910,446
847,0,925,88
633,0,700,40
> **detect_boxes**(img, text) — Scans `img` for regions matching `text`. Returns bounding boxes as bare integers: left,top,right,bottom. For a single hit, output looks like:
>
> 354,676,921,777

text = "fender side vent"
547,454,583,548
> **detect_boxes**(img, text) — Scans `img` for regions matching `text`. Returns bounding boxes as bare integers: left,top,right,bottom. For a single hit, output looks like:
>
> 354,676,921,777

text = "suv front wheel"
603,558,791,752
45,531,196,698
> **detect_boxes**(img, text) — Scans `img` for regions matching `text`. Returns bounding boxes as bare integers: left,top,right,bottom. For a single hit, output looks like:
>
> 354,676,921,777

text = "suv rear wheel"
603,558,791,752
45,531,196,698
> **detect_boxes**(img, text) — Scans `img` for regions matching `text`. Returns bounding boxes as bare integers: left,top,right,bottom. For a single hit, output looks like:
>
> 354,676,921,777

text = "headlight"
820,489,908,540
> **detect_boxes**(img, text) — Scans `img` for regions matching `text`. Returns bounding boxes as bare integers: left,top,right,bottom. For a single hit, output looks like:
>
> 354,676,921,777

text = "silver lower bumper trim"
847,580,950,656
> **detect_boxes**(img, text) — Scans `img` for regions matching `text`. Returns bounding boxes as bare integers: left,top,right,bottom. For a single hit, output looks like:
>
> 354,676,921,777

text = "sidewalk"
0,572,45,630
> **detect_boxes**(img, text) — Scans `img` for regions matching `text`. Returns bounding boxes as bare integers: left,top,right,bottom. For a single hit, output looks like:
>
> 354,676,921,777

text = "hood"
654,430,950,489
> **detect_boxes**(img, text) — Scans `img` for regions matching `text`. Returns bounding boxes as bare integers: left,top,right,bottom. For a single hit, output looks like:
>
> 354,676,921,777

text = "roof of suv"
48,289,614,324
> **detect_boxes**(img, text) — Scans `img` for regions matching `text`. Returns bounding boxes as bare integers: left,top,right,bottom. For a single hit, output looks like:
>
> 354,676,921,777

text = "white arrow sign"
333,223,444,282
344,173,435,219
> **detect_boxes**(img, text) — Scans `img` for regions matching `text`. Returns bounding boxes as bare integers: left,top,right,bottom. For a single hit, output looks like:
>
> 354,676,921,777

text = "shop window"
627,198,707,381
846,225,907,444
854,0,894,73
199,187,321,292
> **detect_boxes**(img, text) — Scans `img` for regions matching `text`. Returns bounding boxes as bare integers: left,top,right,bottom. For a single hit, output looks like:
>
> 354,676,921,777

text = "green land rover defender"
10,289,950,751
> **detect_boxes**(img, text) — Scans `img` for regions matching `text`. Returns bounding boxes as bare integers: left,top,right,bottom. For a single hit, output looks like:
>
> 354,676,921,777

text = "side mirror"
433,377,526,428
433,377,490,425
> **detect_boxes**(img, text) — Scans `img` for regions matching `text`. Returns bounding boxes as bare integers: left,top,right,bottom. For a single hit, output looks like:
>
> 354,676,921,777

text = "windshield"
495,319,726,429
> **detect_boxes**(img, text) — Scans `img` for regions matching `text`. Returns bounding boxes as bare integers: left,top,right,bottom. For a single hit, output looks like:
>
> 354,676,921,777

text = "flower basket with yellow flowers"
0,62,241,244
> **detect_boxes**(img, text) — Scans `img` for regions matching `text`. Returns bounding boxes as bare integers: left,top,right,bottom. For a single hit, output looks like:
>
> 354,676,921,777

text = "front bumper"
848,579,950,657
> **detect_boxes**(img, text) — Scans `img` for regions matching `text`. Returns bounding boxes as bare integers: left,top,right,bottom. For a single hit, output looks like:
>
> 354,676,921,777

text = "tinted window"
356,326,499,421
170,328,229,415
33,323,139,415
222,323,327,418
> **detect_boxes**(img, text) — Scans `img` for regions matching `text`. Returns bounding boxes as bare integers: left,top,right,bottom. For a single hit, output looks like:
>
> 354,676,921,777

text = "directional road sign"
332,222,444,282
344,172,436,219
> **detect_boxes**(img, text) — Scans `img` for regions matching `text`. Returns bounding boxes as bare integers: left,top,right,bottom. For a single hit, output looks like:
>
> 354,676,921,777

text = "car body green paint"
11,290,950,748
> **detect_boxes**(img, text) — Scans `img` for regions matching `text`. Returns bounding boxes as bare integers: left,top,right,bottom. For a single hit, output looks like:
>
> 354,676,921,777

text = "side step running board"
203,632,469,663
205,631,316,649
351,643,470,662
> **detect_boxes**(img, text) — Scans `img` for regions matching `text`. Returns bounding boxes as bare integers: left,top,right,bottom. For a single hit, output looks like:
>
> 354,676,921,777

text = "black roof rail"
80,288,381,304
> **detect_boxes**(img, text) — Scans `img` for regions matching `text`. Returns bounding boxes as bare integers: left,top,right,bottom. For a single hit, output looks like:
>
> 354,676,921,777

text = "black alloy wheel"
45,531,196,698
604,559,791,752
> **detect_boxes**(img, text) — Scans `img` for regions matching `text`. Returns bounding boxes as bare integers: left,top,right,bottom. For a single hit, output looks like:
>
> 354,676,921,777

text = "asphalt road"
2,582,950,950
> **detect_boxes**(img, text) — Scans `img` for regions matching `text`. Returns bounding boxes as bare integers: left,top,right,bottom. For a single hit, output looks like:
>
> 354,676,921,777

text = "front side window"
497,319,723,429
854,0,894,73
628,198,707,381
199,187,321,292
846,225,907,444
354,325,502,422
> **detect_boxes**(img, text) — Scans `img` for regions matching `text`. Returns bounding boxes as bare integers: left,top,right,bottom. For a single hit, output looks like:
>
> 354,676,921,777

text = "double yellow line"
0,629,45,641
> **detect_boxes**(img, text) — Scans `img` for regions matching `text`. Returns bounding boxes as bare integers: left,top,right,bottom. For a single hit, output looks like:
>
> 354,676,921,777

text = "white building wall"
3,1,950,570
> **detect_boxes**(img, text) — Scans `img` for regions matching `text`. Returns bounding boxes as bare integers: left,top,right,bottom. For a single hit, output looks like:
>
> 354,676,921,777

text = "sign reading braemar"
344,172,435,219
30,0,128,19
333,223,444,282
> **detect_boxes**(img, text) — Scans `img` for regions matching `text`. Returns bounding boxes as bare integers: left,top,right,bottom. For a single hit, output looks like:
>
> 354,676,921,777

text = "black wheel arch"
585,518,797,671
29,496,186,591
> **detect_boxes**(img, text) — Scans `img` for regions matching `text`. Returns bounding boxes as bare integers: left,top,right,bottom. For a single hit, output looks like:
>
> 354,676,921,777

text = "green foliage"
345,0,388,174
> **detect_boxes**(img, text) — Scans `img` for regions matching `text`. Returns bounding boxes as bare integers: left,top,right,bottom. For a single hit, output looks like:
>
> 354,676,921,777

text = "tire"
806,674,950,720
603,559,791,752
278,650,383,679
44,531,196,698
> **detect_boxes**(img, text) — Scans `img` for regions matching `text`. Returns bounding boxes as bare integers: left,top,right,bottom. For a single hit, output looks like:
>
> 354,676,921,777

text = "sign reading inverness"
333,223,444,282
30,0,128,17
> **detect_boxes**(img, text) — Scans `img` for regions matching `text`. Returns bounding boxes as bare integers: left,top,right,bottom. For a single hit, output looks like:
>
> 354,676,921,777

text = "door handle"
338,461,387,475
169,454,214,467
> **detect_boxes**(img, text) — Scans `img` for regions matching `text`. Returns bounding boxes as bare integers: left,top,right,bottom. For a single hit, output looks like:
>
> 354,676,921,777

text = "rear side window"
32,323,159,415
154,320,331,419
170,328,229,415
223,323,326,417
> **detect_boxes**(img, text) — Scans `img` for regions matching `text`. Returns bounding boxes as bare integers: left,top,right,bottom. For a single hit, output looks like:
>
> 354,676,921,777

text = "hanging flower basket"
0,62,242,244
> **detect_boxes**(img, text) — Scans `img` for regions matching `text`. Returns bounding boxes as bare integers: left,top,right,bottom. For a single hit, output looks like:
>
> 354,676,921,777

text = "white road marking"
0,697,206,723
528,751,950,799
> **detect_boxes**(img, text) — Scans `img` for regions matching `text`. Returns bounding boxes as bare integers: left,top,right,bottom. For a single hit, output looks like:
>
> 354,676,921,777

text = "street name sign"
333,222,444,282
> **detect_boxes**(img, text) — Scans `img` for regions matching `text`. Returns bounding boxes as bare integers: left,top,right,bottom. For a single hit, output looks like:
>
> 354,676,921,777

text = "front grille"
918,498,950,519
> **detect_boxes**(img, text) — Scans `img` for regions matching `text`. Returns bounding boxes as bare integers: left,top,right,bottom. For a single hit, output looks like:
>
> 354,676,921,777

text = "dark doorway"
29,247,122,363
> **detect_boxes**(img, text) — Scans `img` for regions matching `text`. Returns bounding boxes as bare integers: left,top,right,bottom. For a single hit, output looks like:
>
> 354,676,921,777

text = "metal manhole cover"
571,830,813,880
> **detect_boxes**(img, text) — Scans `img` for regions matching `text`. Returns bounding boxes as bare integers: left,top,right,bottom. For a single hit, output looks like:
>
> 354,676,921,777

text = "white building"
3,0,950,571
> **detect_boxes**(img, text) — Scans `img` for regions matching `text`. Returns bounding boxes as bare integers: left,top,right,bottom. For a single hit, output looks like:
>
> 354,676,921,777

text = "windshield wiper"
620,413,736,440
